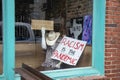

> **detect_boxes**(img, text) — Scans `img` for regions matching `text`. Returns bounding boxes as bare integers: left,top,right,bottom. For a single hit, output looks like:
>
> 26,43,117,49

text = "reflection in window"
15,25,30,41
15,0,92,71
0,0,2,74
0,26,2,41
0,24,2,74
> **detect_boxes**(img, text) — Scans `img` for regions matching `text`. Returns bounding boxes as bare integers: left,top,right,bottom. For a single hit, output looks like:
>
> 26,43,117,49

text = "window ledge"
63,76,106,80
41,67,103,79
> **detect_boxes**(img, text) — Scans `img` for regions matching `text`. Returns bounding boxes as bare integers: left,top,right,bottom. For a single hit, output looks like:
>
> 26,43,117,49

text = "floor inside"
0,46,92,74
0,52,46,74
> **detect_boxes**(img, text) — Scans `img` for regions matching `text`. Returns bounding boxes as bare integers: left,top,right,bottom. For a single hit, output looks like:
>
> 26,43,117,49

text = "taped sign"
31,20,54,30
51,36,87,66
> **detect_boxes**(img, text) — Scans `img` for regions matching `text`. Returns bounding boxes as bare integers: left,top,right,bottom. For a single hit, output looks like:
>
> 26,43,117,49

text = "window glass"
0,0,2,74
15,24,30,41
0,26,2,41
15,0,92,71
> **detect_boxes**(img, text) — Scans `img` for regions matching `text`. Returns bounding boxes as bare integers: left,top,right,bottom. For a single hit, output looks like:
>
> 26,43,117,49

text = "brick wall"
105,0,120,80
66,0,93,21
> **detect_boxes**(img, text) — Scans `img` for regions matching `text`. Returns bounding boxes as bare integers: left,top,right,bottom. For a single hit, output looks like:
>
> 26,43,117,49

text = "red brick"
106,73,120,78
105,48,117,53
111,77,120,80
106,19,113,24
112,1,120,7
114,11,120,15
105,57,120,61
105,53,112,57
111,69,120,73
105,69,111,74
105,65,116,69
106,1,113,6
105,61,111,65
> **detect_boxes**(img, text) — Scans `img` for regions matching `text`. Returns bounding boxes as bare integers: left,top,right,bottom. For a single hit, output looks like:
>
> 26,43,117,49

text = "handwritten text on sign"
51,36,87,66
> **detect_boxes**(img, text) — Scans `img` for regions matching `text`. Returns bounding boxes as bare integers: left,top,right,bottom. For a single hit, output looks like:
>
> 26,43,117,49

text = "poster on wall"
82,15,92,45
51,36,87,66
69,17,83,40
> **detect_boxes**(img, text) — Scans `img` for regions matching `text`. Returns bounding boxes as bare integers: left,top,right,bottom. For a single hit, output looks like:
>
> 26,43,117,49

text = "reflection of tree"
15,1,33,23
0,1,2,21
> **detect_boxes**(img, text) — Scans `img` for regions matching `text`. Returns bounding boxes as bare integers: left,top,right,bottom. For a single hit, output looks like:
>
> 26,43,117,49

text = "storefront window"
15,0,45,70
0,0,105,79
15,0,93,71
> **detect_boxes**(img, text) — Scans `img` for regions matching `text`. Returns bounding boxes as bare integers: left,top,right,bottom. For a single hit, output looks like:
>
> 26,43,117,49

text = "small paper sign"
51,36,87,66
31,20,54,30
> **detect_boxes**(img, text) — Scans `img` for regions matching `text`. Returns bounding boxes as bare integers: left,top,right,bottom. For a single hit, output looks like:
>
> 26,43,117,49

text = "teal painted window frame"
0,0,15,80
0,0,106,80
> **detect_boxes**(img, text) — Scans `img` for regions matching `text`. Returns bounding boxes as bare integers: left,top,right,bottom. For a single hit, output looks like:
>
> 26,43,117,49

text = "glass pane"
0,0,2,74
15,0,92,71
15,25,30,41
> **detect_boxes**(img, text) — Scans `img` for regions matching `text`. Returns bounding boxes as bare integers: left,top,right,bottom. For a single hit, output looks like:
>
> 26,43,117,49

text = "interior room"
0,0,93,74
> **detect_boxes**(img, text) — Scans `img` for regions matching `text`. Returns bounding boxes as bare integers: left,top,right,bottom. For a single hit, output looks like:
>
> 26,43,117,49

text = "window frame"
42,0,106,79
0,0,106,80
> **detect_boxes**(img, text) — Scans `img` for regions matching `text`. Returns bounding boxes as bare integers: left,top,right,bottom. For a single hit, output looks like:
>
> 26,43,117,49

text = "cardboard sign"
31,20,54,30
51,36,87,66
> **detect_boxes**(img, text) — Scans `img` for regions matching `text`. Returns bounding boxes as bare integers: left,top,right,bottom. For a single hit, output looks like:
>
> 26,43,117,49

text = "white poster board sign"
51,36,87,66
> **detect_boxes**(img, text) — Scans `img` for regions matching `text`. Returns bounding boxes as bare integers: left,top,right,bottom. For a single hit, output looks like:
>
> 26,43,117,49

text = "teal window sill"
0,67,102,80
9,67,103,80
41,67,102,79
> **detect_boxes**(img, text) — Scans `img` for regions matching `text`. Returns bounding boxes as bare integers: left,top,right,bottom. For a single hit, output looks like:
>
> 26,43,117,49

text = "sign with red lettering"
51,36,87,66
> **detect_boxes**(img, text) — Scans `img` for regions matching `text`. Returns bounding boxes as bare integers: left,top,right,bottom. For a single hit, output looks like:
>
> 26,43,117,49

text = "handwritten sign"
51,36,87,66
31,20,54,30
